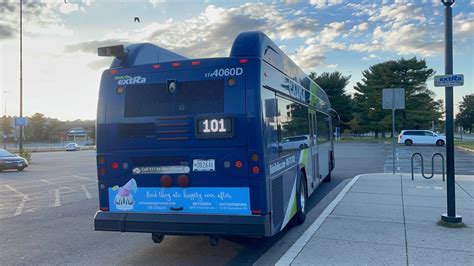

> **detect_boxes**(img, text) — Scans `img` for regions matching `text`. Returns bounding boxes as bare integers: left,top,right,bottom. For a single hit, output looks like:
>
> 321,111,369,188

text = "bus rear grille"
118,123,155,138
156,117,191,141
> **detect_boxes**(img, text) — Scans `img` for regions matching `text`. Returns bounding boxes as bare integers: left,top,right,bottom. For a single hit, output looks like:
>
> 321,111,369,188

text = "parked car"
280,135,311,151
398,130,446,146
65,143,80,151
0,149,28,172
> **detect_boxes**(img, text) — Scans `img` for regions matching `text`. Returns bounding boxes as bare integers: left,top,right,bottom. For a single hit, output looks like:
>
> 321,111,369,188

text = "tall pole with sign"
440,0,462,224
382,88,405,175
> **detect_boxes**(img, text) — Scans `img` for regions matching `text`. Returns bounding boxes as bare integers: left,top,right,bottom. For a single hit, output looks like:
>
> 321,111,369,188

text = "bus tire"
323,172,331,183
151,233,164,244
295,173,308,225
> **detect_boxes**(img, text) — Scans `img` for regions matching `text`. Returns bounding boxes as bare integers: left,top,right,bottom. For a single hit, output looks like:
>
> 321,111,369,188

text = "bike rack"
410,153,445,181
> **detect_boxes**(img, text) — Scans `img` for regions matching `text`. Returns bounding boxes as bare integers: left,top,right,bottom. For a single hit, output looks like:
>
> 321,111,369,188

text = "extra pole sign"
434,74,464,87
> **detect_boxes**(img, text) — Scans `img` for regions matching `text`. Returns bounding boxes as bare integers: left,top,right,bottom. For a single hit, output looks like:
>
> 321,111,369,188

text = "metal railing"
410,153,445,181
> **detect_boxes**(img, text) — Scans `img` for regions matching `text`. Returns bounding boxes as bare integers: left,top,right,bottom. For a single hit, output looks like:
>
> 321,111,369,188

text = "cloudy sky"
0,0,473,121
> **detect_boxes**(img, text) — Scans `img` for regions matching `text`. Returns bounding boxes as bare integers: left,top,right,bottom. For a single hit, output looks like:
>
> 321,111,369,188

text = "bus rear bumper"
94,211,271,237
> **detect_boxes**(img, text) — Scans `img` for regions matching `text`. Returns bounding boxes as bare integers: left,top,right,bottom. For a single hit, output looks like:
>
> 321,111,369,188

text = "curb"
457,146,474,153
275,174,362,266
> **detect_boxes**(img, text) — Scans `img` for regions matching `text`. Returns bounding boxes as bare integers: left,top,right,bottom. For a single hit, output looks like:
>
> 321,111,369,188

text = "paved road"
0,143,471,265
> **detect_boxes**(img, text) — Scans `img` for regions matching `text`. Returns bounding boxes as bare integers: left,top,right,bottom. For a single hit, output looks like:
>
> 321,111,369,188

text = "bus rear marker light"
252,210,261,215
152,64,161,69
239,58,248,64
227,78,236,86
100,207,109,211
235,160,243,169
191,61,201,66
251,153,259,161
172,62,181,67
109,69,118,75
116,86,125,94
122,162,129,169
224,161,230,168
97,156,105,164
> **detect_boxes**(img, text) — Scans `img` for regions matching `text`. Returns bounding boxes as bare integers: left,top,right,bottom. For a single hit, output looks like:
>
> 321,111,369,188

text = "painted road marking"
81,185,92,199
14,196,28,216
4,185,29,199
40,179,54,185
275,174,362,266
72,175,96,182
54,189,61,207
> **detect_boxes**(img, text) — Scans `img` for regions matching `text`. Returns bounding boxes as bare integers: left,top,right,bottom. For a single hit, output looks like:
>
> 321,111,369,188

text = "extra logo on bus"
115,75,146,85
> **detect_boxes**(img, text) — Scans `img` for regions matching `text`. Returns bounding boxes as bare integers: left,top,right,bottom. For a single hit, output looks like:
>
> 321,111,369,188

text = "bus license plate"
193,159,215,172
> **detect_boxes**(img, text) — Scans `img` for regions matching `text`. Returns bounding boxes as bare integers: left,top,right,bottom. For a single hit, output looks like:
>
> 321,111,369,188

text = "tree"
353,57,443,137
25,113,47,141
1,116,13,136
456,94,474,133
44,119,64,141
310,72,353,129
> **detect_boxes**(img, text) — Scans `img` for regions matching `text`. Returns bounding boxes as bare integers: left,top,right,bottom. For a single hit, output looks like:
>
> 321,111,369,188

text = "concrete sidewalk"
278,173,474,265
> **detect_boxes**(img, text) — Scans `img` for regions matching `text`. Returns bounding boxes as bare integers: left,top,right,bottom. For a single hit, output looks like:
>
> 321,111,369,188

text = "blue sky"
0,0,473,120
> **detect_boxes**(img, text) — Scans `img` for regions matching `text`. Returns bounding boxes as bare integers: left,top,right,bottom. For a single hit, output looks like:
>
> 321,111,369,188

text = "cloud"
454,12,474,43
309,0,343,9
0,0,75,40
66,3,319,63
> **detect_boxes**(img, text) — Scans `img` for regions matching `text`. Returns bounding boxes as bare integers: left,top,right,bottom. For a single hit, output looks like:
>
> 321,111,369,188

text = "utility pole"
3,91,7,149
440,0,462,224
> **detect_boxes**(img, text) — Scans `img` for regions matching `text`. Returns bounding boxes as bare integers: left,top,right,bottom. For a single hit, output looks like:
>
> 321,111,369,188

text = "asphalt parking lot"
0,143,472,265
0,150,96,219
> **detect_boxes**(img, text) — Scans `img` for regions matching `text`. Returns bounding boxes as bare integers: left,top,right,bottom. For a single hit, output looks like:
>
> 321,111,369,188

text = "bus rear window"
124,80,224,117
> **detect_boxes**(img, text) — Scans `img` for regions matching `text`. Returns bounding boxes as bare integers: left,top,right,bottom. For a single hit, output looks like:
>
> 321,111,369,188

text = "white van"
398,130,445,146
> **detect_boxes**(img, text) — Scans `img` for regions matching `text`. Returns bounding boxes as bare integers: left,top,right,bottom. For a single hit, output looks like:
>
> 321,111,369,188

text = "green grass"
455,140,474,150
337,137,392,144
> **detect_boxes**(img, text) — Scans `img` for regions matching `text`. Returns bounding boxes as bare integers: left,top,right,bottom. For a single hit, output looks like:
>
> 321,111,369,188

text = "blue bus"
94,31,335,245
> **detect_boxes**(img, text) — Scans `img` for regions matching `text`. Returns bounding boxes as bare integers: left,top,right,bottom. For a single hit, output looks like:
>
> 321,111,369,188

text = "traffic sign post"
440,0,462,224
382,88,405,175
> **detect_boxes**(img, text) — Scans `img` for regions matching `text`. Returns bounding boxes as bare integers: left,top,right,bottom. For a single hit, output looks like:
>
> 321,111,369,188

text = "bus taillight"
177,175,190,187
160,175,172,187
112,162,119,169
239,58,248,64
252,166,260,175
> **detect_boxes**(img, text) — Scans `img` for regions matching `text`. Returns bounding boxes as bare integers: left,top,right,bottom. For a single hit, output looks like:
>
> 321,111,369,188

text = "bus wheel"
323,172,331,183
209,235,219,247
151,233,164,244
295,173,308,225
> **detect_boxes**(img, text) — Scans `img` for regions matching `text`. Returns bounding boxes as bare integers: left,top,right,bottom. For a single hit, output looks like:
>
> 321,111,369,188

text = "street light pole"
3,91,7,149
440,0,462,224
19,0,24,153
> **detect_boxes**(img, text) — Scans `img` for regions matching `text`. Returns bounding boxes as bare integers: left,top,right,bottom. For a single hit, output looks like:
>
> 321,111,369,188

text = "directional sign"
434,74,464,87
382,88,405,110
15,117,28,126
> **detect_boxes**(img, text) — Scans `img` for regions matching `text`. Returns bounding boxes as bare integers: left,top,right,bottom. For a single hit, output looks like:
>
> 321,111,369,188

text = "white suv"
280,135,311,151
398,130,446,146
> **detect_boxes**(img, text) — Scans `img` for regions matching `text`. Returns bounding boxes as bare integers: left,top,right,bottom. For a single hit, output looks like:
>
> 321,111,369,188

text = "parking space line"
71,175,96,182
81,185,92,199
54,189,61,207
4,185,29,199
40,179,54,185
14,196,28,216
